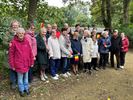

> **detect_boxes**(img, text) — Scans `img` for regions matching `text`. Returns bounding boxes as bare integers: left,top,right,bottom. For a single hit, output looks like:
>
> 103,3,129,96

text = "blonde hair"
84,30,91,36
16,28,25,34
40,27,46,33
10,20,21,27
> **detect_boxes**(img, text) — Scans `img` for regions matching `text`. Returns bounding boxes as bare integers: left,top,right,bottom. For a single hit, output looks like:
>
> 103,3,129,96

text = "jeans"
50,59,60,77
120,52,126,66
10,69,17,86
28,67,33,83
62,57,68,74
17,72,29,92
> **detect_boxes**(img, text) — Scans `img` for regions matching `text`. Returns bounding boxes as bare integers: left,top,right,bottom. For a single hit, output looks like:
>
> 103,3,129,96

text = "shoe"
93,68,98,71
40,75,46,81
56,74,59,77
66,72,71,76
44,74,48,79
120,66,124,69
62,73,68,78
88,70,92,75
24,90,30,95
11,84,17,90
83,69,87,73
19,91,25,97
52,76,59,80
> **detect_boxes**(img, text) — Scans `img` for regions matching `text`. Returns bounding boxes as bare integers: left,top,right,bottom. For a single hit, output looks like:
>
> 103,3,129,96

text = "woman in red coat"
9,28,34,97
120,32,129,69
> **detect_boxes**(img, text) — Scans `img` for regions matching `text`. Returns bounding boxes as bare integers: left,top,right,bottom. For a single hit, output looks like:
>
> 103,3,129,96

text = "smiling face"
16,28,25,40
40,28,47,36
11,21,20,31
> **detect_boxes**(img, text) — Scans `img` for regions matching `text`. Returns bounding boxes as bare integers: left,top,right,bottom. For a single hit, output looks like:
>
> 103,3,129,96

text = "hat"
114,29,118,33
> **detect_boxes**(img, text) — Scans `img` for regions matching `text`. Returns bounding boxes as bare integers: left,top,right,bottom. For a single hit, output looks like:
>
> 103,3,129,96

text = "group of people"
2,20,129,97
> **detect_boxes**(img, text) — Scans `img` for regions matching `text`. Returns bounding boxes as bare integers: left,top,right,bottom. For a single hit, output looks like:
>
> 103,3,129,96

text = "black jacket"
110,35,122,52
36,34,48,65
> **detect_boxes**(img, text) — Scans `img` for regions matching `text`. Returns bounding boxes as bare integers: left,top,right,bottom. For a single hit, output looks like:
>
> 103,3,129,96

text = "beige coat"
81,37,93,63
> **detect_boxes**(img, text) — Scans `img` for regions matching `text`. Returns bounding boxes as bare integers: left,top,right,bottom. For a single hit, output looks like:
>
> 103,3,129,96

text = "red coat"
121,37,129,52
9,36,34,73
56,31,60,39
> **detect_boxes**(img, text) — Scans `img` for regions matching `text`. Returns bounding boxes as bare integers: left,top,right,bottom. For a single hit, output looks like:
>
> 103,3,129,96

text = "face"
62,30,67,36
74,32,79,37
30,25,35,33
41,29,47,36
64,24,68,29
113,32,118,36
121,33,125,38
53,24,57,30
12,22,19,31
83,31,89,37
51,30,56,38
76,26,80,31
17,32,25,40
47,24,52,32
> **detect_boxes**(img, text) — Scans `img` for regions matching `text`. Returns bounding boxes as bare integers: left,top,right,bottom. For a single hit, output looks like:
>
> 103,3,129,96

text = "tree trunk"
123,0,131,25
106,0,112,29
101,0,112,29
27,0,38,27
101,0,107,27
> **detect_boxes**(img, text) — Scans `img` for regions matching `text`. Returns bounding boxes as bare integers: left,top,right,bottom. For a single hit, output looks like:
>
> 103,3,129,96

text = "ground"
0,50,133,100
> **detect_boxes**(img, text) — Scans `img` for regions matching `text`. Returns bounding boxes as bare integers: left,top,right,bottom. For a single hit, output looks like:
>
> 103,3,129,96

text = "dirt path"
0,50,133,100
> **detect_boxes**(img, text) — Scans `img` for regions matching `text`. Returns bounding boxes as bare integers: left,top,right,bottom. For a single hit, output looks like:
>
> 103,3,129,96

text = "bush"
118,24,133,48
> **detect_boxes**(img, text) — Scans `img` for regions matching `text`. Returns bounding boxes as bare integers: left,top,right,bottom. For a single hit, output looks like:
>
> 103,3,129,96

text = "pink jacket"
121,37,129,52
9,36,34,73
25,33,37,58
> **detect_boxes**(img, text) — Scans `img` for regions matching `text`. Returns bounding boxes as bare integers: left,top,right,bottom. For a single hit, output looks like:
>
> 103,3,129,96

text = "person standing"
36,28,49,81
25,24,37,83
110,30,122,69
120,32,129,69
3,20,20,89
91,35,99,71
99,31,111,69
48,29,61,80
9,28,34,97
81,30,93,74
59,28,73,78
71,31,82,75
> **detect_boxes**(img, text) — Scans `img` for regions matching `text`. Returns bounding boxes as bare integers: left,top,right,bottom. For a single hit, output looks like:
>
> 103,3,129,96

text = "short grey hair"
16,28,25,34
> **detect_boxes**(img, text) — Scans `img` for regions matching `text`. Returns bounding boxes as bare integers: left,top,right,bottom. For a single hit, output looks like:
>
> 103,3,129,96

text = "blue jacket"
71,39,82,55
98,36,111,54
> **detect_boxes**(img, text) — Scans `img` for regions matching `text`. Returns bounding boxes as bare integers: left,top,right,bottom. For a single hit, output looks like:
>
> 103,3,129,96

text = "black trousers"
120,52,126,66
91,58,98,69
84,62,91,70
110,51,120,68
99,53,108,68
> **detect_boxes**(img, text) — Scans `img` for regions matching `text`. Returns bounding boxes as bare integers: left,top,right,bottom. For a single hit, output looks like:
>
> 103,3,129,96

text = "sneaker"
56,74,59,77
40,75,46,81
62,73,68,78
66,72,71,76
52,76,59,80
44,74,48,79
19,91,25,97
120,66,124,69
